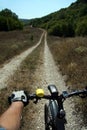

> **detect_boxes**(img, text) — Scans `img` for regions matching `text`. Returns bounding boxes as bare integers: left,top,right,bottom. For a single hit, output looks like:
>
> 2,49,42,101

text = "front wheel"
44,102,65,130
56,118,65,130
44,104,50,130
44,104,55,130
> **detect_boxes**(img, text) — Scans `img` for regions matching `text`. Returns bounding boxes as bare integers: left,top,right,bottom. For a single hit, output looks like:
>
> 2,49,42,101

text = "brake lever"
79,91,87,98
79,94,87,98
33,98,38,104
33,97,41,104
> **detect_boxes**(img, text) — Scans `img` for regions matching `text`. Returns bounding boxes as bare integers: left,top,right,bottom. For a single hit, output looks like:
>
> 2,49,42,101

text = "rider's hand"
8,90,29,106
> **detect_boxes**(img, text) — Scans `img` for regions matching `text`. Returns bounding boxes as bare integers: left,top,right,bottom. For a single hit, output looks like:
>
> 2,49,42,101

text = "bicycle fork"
48,99,66,129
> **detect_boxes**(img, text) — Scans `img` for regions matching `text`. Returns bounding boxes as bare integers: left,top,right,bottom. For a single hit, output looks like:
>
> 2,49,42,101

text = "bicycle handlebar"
28,88,87,103
62,89,87,98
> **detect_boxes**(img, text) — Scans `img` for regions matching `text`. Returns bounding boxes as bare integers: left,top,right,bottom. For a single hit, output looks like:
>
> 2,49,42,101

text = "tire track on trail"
0,30,86,130
43,33,77,130
30,32,86,130
0,32,44,89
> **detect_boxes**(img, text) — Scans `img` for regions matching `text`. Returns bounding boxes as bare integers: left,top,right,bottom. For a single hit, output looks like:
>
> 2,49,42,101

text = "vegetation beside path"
0,27,42,65
0,35,44,130
48,35,87,126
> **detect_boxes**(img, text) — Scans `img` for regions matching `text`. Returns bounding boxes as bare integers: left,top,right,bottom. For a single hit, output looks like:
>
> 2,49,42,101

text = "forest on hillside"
0,0,87,37
29,0,87,37
0,9,23,31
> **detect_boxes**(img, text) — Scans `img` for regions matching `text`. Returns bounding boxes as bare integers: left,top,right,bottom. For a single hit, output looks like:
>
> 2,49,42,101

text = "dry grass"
47,35,87,126
0,29,87,127
0,26,42,65
48,36,87,88
0,34,44,130
0,26,44,128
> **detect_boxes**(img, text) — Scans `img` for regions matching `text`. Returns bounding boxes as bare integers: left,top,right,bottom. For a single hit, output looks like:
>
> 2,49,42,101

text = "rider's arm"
0,101,24,130
0,90,28,130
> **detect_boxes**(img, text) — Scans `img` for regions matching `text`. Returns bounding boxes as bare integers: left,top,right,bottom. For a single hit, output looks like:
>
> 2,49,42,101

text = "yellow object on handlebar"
36,89,44,97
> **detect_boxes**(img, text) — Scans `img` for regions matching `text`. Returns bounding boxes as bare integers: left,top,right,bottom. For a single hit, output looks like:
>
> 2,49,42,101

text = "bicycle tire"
49,100,65,130
44,104,53,130
56,118,65,130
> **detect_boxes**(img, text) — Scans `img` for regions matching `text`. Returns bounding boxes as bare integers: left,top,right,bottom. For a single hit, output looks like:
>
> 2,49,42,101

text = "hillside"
29,0,87,37
20,19,30,26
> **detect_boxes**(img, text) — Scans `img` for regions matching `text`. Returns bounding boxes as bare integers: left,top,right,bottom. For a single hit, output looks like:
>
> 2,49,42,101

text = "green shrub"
76,19,87,36
75,46,87,54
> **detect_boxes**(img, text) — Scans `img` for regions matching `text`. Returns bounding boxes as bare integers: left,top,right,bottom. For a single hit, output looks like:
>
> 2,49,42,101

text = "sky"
0,0,77,19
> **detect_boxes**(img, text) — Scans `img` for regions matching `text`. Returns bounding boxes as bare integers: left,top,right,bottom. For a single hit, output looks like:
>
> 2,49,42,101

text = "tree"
77,0,87,3
0,8,18,19
48,23,62,36
0,16,7,31
76,19,87,36
0,8,23,31
48,21,75,37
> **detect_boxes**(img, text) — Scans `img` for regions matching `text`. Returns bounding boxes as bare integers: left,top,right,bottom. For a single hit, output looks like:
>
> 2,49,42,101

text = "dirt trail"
43,33,87,130
0,31,86,130
29,32,86,130
43,33,75,130
0,33,44,89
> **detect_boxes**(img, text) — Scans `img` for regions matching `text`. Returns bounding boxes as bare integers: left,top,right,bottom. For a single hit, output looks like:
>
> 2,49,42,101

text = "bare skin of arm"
0,102,24,130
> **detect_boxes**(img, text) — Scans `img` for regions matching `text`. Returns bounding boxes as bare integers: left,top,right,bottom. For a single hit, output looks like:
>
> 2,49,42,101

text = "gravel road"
0,31,86,130
0,32,44,89
27,32,86,130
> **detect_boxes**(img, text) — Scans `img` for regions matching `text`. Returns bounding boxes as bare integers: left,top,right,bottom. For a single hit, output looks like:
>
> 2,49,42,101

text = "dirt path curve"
30,32,86,130
0,32,44,89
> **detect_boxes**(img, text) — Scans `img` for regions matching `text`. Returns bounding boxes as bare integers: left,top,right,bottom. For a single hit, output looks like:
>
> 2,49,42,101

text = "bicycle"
28,84,87,130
